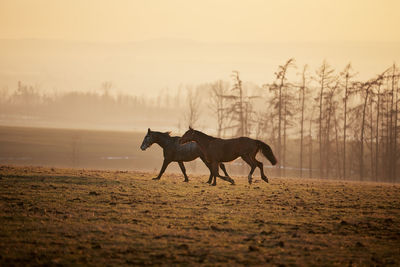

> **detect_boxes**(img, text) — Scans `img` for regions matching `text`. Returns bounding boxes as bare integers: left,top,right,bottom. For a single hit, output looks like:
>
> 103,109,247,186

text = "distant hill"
0,38,399,95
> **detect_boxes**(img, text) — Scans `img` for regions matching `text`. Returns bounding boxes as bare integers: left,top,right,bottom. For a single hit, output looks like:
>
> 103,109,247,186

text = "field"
1,165,399,266
0,126,256,176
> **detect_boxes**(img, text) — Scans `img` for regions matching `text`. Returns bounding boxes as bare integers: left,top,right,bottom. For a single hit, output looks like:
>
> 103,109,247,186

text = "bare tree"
185,86,202,128
231,71,246,136
340,64,356,179
267,58,295,177
323,79,341,178
100,81,113,96
308,106,316,178
0,87,9,103
394,67,399,182
225,71,257,137
315,60,336,178
209,80,230,137
374,81,383,180
388,64,399,181
298,64,310,178
353,71,387,180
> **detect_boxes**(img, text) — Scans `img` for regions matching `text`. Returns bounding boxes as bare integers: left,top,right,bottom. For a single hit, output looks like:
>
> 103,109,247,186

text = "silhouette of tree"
185,86,202,128
340,64,357,179
314,60,336,178
209,80,230,137
298,64,310,178
225,71,258,137
266,58,295,177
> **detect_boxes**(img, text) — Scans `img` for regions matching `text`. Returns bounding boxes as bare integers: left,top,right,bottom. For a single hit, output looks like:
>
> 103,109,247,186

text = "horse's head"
180,127,195,144
140,128,155,151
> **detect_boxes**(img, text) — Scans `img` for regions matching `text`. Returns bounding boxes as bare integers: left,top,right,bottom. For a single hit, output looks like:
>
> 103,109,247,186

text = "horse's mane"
151,131,172,138
193,129,216,141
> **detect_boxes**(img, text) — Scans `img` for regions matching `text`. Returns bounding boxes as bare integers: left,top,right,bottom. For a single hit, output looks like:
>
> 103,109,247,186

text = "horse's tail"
256,140,277,165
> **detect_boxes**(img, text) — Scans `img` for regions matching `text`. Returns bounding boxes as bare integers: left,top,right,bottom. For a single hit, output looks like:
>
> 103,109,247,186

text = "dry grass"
0,165,399,266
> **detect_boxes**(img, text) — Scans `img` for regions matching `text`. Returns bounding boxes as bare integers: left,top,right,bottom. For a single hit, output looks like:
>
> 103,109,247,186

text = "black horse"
140,128,231,183
180,127,277,186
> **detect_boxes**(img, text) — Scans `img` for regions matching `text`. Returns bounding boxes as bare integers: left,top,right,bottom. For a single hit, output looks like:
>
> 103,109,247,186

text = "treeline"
201,60,399,182
0,81,185,130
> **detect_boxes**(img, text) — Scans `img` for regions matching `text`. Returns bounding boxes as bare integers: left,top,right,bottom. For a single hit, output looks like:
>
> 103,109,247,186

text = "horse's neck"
194,132,213,150
154,134,171,149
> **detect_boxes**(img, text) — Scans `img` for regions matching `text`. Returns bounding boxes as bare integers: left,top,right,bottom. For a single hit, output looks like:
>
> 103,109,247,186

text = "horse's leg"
241,155,256,185
216,174,235,185
211,161,234,186
200,156,213,184
219,163,231,178
206,173,213,184
214,163,235,185
205,173,213,184
212,175,217,186
153,159,171,180
210,161,218,186
178,161,189,182
255,159,268,183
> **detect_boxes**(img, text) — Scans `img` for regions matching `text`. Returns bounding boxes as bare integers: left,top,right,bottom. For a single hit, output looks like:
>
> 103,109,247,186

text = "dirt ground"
0,165,399,266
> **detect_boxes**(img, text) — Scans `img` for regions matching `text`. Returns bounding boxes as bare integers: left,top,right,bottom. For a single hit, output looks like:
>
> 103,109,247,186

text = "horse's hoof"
248,174,253,185
262,177,269,183
211,183,217,186
152,177,160,181
184,179,189,183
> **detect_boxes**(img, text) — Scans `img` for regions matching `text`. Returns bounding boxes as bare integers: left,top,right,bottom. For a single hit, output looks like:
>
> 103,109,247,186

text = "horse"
140,128,232,183
180,127,277,186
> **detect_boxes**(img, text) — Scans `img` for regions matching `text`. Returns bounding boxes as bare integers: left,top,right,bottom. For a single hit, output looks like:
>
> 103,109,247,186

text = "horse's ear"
165,131,171,136
148,128,151,133
189,126,193,130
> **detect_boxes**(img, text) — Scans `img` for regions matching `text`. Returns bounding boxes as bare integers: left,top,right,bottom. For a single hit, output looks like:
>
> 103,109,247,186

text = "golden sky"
1,0,399,43
0,0,399,96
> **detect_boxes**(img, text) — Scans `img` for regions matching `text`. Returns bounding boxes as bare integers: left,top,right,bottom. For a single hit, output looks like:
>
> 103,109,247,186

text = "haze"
2,0,400,43
0,0,399,95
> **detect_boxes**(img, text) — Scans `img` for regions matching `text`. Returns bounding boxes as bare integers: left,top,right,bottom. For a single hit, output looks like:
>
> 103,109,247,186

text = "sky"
1,0,400,43
0,0,399,95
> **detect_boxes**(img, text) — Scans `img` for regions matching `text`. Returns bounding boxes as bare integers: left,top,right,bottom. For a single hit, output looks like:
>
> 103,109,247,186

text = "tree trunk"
375,87,380,181
334,112,341,178
394,69,398,182
308,108,314,178
370,99,374,180
278,76,283,177
309,124,313,179
299,65,307,178
319,77,324,178
283,86,287,177
360,85,370,181
343,73,349,179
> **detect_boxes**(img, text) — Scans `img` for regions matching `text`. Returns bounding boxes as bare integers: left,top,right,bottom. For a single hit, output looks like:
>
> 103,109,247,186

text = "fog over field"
0,39,399,132
0,38,399,96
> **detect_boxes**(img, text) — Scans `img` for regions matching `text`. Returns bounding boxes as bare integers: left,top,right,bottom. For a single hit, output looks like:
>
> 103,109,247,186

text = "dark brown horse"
180,127,277,186
140,128,231,183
